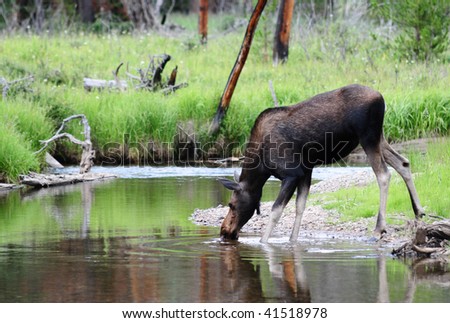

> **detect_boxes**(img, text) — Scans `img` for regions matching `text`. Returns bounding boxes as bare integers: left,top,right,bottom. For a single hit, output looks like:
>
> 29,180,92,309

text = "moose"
219,84,425,243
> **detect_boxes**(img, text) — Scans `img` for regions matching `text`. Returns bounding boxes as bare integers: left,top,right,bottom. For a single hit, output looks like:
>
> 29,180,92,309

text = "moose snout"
220,225,239,240
220,212,240,240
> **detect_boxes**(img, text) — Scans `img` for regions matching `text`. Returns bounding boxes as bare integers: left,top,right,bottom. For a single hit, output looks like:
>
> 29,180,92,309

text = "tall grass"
0,15,449,181
1,98,54,150
0,122,41,182
319,138,450,222
384,93,450,141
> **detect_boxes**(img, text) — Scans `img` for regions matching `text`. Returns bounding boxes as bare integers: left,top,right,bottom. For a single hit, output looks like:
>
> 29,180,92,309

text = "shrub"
371,0,450,62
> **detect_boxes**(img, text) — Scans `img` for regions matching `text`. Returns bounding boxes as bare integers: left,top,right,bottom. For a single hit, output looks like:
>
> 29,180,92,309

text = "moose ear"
218,178,242,191
233,170,240,183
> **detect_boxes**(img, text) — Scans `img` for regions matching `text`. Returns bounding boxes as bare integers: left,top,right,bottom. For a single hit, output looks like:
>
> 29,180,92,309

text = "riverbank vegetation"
318,138,450,222
1,1,449,182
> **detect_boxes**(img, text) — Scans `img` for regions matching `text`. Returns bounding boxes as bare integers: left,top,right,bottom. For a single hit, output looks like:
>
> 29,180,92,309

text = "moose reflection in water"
219,84,425,242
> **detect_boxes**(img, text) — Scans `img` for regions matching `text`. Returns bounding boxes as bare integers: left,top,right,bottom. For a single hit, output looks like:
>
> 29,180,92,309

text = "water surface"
0,167,449,302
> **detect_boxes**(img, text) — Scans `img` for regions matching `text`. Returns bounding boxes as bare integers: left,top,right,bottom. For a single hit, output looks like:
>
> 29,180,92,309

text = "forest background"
0,0,449,183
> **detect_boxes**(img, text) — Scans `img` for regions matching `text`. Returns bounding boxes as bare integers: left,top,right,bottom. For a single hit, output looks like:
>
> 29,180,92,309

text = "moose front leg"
261,177,298,243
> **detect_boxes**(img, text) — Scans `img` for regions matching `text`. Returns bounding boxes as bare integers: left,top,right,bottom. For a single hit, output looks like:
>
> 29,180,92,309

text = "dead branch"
160,82,188,95
1,75,34,99
112,62,125,91
85,54,186,94
168,66,178,86
152,54,171,87
269,80,279,107
36,114,94,174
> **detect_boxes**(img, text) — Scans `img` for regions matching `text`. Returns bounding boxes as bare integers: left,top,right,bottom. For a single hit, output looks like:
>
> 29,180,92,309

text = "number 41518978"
263,307,327,319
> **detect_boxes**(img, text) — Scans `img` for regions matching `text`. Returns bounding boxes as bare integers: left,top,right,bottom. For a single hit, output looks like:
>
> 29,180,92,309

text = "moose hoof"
373,226,387,237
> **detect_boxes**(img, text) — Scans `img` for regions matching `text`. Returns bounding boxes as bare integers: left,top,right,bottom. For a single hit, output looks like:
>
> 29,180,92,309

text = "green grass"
0,15,449,181
317,138,450,224
0,122,41,182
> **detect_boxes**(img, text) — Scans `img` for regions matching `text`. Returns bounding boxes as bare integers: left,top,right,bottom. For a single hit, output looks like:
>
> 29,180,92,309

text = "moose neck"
239,165,270,199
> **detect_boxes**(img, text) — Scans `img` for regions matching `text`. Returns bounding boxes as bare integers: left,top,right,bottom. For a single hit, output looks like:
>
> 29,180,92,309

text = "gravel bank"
191,169,414,243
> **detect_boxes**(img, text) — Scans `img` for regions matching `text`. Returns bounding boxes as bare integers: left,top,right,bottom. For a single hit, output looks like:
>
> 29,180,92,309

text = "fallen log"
84,55,187,93
424,221,450,240
84,78,128,91
19,172,116,188
211,156,245,165
0,183,22,191
411,244,446,256
392,220,450,258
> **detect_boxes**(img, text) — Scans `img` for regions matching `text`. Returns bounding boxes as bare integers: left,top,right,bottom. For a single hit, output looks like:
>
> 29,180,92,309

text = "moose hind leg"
381,140,425,218
364,145,391,235
290,172,312,242
261,177,298,243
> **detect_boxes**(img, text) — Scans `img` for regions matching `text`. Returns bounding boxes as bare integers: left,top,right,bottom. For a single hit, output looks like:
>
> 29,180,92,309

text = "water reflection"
0,177,449,302
22,182,98,239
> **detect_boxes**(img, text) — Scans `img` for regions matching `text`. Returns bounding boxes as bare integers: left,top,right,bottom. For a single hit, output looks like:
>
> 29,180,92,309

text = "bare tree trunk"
34,0,44,32
155,0,164,15
189,0,199,14
242,0,253,16
78,0,95,23
78,115,94,174
199,0,208,44
273,0,294,65
121,0,158,30
209,0,268,134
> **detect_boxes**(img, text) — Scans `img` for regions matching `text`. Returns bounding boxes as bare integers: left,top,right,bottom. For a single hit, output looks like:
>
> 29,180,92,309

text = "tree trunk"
34,0,44,32
78,0,95,23
121,0,158,29
273,0,295,65
199,0,208,44
209,0,268,134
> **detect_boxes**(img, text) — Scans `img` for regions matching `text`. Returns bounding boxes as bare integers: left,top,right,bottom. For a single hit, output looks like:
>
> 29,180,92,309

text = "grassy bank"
1,16,449,181
317,138,450,223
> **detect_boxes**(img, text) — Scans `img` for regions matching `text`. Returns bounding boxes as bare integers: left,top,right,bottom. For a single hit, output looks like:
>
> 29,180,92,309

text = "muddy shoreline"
191,169,417,247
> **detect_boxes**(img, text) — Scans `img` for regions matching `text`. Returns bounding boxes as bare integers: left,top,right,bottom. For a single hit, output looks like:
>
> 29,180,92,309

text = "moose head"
218,172,262,240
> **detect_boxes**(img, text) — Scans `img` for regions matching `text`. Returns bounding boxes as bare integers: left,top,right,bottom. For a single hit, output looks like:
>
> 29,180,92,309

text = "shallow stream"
0,166,449,302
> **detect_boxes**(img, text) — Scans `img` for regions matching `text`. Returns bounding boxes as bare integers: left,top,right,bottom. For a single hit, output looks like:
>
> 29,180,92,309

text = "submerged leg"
261,177,299,243
290,172,312,242
381,139,425,218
